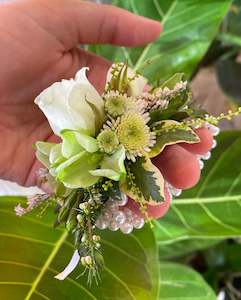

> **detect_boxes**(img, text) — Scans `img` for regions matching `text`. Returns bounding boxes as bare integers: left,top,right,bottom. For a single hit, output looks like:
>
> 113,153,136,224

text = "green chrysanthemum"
97,129,119,154
104,91,136,118
116,112,156,161
105,95,126,117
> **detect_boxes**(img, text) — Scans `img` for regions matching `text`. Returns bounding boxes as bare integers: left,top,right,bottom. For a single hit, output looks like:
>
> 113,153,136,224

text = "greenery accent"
122,157,165,204
149,120,199,157
149,85,191,124
105,63,129,93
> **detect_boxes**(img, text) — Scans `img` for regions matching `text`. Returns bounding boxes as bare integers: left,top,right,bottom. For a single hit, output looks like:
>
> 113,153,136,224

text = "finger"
62,47,111,93
180,127,213,155
152,144,201,190
12,0,162,50
125,184,171,219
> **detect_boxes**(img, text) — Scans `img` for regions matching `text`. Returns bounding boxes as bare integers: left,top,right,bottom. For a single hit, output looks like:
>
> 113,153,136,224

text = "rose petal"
35,68,104,136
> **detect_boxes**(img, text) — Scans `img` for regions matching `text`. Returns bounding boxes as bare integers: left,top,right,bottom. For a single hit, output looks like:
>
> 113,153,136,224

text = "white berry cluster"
95,194,145,234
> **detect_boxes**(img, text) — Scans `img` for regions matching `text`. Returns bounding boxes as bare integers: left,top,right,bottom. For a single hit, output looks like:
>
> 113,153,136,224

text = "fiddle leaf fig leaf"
89,0,231,83
158,263,216,300
154,131,241,259
0,197,160,300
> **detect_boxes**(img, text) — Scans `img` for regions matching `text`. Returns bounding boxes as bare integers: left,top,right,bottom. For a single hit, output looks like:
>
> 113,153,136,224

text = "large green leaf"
159,239,219,260
158,263,216,300
0,197,159,300
154,131,241,256
89,0,231,82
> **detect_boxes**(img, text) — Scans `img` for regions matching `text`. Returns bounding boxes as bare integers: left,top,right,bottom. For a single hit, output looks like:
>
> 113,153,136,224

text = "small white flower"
106,63,147,97
35,68,105,136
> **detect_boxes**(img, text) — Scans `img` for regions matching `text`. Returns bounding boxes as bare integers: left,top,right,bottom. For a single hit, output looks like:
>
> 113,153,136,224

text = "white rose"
35,68,104,136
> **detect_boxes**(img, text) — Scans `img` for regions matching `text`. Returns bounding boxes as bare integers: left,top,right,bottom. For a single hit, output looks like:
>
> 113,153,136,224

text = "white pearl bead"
108,220,119,231
200,151,211,160
212,140,217,149
207,124,220,136
95,217,109,230
169,185,182,197
120,222,133,234
174,188,182,197
118,193,128,206
102,209,112,221
123,208,134,222
123,208,133,217
133,217,145,229
113,211,126,226
105,200,118,212
198,159,204,170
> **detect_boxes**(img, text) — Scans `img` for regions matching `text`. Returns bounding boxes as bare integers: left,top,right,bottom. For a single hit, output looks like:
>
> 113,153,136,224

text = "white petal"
35,80,78,135
106,64,116,86
68,84,97,135
106,64,147,96
74,68,105,129
54,250,80,281
0,179,44,196
35,68,104,136
217,291,225,300
127,68,147,96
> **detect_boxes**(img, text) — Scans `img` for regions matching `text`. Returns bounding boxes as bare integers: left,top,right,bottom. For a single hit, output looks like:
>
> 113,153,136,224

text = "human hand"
0,0,213,219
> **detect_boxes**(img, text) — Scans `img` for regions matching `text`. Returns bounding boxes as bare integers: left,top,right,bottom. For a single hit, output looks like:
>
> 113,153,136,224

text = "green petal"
61,129,98,154
36,150,50,168
75,130,98,153
89,169,120,181
89,146,126,181
35,141,56,156
49,144,65,166
60,130,83,158
56,151,103,188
